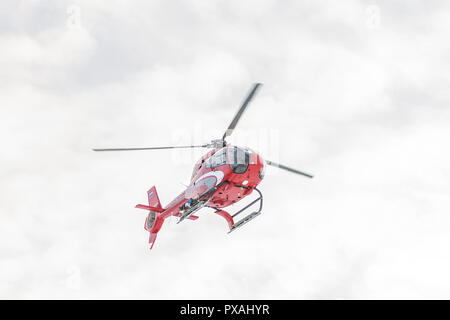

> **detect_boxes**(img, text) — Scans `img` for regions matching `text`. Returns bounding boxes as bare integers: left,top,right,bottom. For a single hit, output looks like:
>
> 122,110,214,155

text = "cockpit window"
206,148,227,169
228,146,250,174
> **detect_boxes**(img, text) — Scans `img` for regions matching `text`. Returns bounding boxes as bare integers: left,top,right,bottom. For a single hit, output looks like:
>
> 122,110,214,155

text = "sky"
1,0,450,299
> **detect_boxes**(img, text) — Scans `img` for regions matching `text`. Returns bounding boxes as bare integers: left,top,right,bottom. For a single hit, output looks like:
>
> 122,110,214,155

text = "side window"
206,149,227,168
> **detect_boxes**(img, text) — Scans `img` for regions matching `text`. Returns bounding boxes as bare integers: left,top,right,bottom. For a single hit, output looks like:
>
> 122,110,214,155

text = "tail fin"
135,186,164,212
147,186,163,211
148,232,158,249
136,186,165,250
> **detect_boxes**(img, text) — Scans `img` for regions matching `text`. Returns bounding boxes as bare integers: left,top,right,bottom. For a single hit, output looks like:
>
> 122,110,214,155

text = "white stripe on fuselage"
194,170,224,185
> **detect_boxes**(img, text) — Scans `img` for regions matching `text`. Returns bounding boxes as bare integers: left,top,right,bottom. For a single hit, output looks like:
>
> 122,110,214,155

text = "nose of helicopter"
256,154,266,179
249,152,265,180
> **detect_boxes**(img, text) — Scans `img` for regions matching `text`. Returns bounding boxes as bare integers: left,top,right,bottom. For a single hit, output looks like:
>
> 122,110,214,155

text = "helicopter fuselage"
96,82,312,249
137,145,265,248
189,145,265,208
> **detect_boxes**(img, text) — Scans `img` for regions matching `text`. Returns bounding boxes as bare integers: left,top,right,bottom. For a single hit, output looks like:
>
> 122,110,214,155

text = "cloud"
1,0,450,299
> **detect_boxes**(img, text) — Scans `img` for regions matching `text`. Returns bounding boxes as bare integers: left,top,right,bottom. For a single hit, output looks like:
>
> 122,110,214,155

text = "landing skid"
177,199,207,224
214,187,263,233
177,183,224,224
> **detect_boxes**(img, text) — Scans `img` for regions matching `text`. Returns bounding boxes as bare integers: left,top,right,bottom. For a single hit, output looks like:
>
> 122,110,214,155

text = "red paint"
136,145,265,249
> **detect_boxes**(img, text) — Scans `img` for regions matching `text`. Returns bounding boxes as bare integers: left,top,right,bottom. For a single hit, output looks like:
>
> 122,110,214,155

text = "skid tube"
213,187,263,233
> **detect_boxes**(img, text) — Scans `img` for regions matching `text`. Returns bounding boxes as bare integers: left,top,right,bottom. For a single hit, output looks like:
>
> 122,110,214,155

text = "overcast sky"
1,0,450,299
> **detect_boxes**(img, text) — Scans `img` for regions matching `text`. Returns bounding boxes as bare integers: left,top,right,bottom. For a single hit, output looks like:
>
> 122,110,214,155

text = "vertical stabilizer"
147,186,162,210
136,186,165,250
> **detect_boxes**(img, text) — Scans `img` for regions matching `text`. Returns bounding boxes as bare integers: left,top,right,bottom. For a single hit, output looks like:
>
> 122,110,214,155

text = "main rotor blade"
93,145,208,152
222,83,262,141
266,160,313,178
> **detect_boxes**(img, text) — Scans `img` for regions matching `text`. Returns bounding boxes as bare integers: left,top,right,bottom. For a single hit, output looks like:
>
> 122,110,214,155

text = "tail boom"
136,186,200,250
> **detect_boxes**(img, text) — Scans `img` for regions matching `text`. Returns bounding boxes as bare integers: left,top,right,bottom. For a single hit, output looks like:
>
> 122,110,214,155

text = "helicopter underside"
177,181,264,233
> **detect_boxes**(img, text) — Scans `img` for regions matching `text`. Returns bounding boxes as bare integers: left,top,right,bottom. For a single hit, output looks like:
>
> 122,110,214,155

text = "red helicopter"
93,83,313,249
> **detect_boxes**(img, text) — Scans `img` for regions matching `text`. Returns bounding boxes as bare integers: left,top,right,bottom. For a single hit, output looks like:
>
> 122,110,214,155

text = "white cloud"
1,0,450,299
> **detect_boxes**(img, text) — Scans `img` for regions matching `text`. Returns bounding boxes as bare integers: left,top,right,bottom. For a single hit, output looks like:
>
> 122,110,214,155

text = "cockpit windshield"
200,146,250,174
206,148,227,169
228,146,250,174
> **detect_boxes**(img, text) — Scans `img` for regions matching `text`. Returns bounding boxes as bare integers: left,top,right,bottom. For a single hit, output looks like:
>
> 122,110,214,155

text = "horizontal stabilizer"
135,204,164,212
